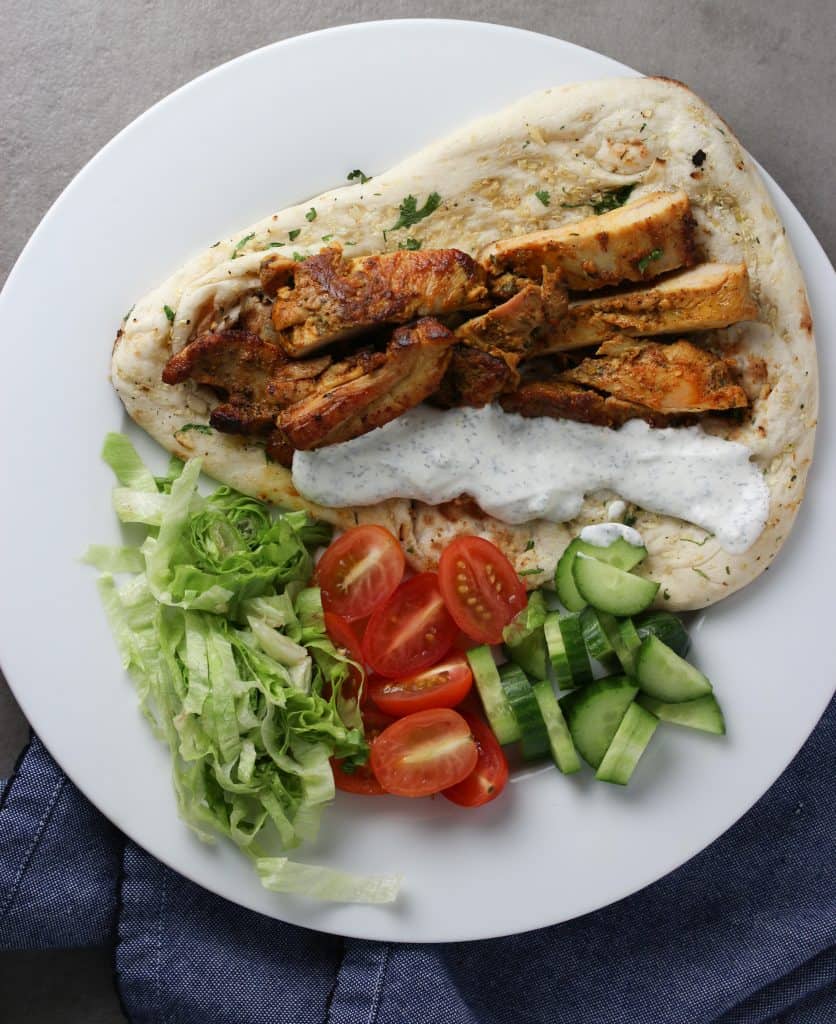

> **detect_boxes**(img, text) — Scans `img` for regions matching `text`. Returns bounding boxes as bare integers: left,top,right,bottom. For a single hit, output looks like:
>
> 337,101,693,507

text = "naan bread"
112,77,817,610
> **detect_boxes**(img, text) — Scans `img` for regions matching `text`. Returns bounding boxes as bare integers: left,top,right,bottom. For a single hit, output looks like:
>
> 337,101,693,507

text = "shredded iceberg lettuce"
86,433,400,904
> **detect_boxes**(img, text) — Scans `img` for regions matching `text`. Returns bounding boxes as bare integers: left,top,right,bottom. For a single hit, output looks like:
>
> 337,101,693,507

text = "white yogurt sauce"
580,523,644,548
292,405,769,554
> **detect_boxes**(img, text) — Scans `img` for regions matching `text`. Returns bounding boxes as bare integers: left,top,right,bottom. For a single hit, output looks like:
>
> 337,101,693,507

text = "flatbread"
112,77,817,611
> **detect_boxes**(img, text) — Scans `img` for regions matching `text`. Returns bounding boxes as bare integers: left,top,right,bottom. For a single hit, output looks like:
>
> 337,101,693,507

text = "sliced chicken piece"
539,263,759,351
480,190,695,291
239,294,279,344
276,317,455,449
455,269,568,356
561,338,749,414
500,379,674,428
262,245,488,357
432,344,520,408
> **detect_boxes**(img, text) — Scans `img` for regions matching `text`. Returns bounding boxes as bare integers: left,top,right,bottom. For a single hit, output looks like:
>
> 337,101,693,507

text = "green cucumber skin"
507,628,548,680
635,635,712,702
532,680,582,774
555,537,647,612
499,664,551,761
635,612,691,659
467,645,520,745
572,555,659,617
595,702,658,785
560,676,639,769
579,606,616,662
559,614,593,687
638,694,725,735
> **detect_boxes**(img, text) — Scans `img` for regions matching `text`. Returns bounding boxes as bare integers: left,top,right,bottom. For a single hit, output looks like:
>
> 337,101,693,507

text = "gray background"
1,1,833,1020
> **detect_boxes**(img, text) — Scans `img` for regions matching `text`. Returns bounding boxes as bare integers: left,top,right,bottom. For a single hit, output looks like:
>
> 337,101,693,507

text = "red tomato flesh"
362,573,457,679
331,708,393,796
370,708,478,797
438,536,526,644
317,525,405,621
443,711,510,807
368,653,473,717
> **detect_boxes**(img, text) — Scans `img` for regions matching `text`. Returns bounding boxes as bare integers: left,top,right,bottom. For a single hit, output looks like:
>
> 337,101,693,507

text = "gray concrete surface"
0,1,833,1020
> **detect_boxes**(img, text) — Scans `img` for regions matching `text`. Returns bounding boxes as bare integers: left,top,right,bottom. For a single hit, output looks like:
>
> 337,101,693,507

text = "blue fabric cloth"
1,698,834,1024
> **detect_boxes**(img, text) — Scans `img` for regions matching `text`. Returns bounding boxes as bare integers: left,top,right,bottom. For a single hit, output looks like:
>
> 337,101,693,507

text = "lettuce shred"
85,433,400,904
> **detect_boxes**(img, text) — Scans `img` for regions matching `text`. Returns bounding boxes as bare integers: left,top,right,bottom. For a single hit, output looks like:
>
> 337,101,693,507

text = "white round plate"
0,20,833,943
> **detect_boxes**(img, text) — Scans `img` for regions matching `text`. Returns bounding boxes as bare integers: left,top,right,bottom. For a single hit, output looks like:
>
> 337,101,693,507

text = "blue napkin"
1,698,834,1024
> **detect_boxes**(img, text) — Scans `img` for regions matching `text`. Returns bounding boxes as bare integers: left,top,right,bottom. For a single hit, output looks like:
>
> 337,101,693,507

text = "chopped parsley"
623,512,638,527
638,248,664,273
123,304,135,322
524,539,536,551
321,234,333,242
662,588,671,601
292,252,305,262
640,122,646,132
725,566,731,576
591,184,635,215
177,423,213,435
231,232,255,258
518,567,544,577
388,192,442,233
163,304,176,324
398,237,422,251
347,168,371,184
267,241,285,248
680,533,714,547
288,228,301,241
305,208,317,222
535,189,551,207
691,567,710,581
210,240,221,248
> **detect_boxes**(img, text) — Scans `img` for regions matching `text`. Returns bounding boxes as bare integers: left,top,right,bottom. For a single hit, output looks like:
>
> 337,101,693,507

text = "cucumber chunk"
504,592,549,679
559,676,638,768
635,634,712,702
555,537,647,611
635,611,691,658
573,555,659,616
596,612,642,675
467,645,520,745
532,680,582,774
544,612,593,689
499,663,550,761
638,693,725,735
595,702,658,785
579,606,616,662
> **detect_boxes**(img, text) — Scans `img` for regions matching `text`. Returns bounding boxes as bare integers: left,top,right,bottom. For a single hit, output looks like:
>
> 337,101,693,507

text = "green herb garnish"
292,252,305,262
388,192,441,233
321,234,333,242
347,169,371,184
288,228,301,241
637,248,664,273
305,208,317,222
680,533,714,547
268,241,285,248
398,237,422,251
691,567,710,581
163,305,176,324
518,567,544,577
231,232,255,258
524,539,536,551
591,184,635,215
535,189,551,207
177,424,213,435
123,305,135,322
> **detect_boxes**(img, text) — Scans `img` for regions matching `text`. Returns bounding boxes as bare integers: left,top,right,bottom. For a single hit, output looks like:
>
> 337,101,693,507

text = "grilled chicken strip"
500,379,673,428
561,338,749,414
262,246,488,358
432,344,520,408
480,190,695,291
162,330,291,433
276,317,455,449
540,263,759,351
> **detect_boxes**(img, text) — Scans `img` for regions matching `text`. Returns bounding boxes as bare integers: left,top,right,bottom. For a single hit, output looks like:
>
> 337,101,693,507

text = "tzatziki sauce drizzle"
292,404,769,554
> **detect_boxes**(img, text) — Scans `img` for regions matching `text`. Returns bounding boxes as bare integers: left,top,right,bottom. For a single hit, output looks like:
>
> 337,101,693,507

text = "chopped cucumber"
560,676,638,769
579,606,616,663
544,612,592,689
596,612,641,675
635,611,691,658
532,680,581,774
635,634,712,702
504,591,549,679
595,702,658,785
467,645,520,745
499,663,550,761
555,537,647,611
638,693,725,735
573,555,659,616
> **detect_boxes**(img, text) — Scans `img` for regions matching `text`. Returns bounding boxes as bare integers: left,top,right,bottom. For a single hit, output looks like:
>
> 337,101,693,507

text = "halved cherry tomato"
317,525,405,621
368,653,473,717
443,711,509,807
331,708,393,796
438,536,526,644
324,612,366,706
370,708,478,797
362,573,457,679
